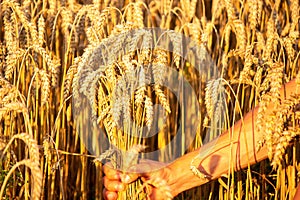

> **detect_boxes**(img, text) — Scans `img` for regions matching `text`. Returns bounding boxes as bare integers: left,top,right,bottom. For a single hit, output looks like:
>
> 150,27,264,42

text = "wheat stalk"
1,133,42,200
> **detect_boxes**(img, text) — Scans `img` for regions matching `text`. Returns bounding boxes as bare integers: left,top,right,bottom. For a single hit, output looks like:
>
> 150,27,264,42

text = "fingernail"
122,175,130,183
107,192,115,199
117,184,124,191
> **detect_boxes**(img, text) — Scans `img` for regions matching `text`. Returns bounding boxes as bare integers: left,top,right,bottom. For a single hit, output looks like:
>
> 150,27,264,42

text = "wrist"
166,152,209,197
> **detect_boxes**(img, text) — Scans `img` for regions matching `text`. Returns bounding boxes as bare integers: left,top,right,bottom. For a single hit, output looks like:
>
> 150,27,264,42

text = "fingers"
120,172,139,184
103,189,118,200
103,176,125,191
103,163,139,184
103,163,121,180
102,162,139,200
102,163,124,200
102,160,169,200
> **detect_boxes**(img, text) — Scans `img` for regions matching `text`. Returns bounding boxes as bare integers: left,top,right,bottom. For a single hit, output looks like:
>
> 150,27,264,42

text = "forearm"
168,116,266,196
168,79,298,197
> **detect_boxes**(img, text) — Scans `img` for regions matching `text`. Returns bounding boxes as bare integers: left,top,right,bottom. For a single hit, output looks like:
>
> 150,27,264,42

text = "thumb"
120,172,139,184
119,162,150,183
120,159,166,184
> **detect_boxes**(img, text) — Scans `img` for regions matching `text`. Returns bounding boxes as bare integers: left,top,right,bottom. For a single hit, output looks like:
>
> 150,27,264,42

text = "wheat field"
0,0,299,199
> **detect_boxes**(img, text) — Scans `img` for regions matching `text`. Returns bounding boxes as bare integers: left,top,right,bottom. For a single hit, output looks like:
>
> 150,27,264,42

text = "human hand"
102,159,174,200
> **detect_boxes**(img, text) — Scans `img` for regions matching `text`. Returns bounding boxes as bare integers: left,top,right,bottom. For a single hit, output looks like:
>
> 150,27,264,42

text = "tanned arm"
167,79,298,197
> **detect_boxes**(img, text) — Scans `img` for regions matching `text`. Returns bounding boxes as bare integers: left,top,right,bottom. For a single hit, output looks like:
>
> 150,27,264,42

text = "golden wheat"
0,0,299,199
1,133,42,199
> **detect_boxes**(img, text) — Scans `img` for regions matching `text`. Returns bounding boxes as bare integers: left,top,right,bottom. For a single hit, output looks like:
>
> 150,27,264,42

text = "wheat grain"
269,62,284,102
224,0,237,20
248,0,258,30
38,15,46,46
188,23,202,44
257,0,263,27
93,148,118,163
32,45,61,86
43,137,52,171
167,31,182,68
290,0,299,30
122,53,136,81
253,66,263,89
256,31,265,53
180,0,190,20
283,36,295,61
152,49,171,113
133,2,144,28
163,0,172,16
3,1,30,36
138,32,152,64
64,57,80,99
239,45,255,82
189,0,198,21
60,9,73,40
39,69,50,104
122,145,147,171
263,17,276,61
154,85,171,114
205,78,224,121
122,88,132,127
223,24,231,53
271,130,299,168
232,20,247,53
3,12,18,81
48,0,57,12
144,96,153,129
87,7,109,41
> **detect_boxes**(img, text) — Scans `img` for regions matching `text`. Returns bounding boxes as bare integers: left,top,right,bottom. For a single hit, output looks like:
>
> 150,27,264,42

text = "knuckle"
103,176,110,188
